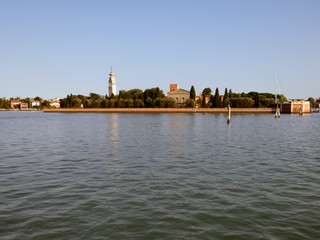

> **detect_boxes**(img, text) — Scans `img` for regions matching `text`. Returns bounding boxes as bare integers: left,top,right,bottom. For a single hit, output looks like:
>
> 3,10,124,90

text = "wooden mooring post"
275,107,280,118
299,107,303,116
227,105,231,124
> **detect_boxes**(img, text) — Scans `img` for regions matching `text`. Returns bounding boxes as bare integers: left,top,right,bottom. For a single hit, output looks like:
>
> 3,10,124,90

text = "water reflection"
108,113,118,149
1,112,319,240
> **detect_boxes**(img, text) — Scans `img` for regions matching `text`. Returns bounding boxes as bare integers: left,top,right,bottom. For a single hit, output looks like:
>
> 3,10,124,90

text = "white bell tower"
108,67,116,97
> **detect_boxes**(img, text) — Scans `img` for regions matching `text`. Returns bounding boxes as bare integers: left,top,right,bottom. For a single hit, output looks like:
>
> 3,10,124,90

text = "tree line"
3,87,318,109
60,88,177,108
59,86,289,109
198,87,288,108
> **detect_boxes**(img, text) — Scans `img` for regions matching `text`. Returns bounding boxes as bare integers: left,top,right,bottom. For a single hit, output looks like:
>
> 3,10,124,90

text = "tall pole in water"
275,66,277,105
227,105,231,124
275,66,280,118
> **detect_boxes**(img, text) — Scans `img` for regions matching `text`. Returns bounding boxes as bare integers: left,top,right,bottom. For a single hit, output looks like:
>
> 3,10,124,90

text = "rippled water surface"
0,111,319,239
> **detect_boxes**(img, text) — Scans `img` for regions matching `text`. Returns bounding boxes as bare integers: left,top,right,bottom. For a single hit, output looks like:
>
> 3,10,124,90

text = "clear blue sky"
1,0,319,99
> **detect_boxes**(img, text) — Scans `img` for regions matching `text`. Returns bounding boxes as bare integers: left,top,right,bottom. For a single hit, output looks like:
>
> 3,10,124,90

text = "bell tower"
108,67,116,97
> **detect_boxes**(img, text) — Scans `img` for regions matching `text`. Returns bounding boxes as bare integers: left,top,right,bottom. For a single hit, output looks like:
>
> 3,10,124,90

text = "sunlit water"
0,111,319,239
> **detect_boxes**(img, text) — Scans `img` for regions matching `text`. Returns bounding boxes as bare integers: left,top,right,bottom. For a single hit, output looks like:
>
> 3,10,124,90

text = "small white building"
48,98,60,108
31,101,40,107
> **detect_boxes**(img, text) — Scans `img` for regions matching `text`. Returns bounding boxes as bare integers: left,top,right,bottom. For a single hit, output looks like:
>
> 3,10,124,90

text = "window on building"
176,98,179,104
182,98,184,104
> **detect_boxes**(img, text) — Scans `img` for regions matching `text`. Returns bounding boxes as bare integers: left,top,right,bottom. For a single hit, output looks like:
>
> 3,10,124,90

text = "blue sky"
1,0,319,99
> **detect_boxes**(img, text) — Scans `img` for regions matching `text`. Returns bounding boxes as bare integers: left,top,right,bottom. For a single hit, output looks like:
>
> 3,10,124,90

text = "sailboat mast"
274,66,280,118
275,66,277,104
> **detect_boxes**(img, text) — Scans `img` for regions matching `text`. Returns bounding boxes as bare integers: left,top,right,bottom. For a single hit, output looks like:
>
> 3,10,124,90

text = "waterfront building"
280,99,310,113
20,102,28,109
167,84,190,105
48,98,60,108
10,100,21,109
31,101,40,107
10,100,29,109
108,68,116,97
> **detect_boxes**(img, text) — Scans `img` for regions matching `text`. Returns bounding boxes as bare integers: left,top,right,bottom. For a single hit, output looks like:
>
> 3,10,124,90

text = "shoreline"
43,108,276,113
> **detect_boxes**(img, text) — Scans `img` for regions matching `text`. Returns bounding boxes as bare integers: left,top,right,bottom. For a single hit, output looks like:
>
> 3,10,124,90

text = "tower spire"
108,67,116,97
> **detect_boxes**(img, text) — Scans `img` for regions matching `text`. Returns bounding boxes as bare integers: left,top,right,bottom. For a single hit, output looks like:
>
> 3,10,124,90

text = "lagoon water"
0,111,319,239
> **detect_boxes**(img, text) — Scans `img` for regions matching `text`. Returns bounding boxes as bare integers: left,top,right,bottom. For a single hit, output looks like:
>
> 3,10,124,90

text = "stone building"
167,84,190,105
280,99,310,113
108,68,116,97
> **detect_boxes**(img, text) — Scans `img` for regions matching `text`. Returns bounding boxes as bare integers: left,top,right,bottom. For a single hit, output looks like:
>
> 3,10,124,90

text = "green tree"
89,93,101,100
127,89,143,100
254,92,260,108
134,99,144,108
229,89,233,98
72,97,82,108
278,94,287,102
109,99,115,108
212,88,221,108
185,99,195,108
102,99,109,108
126,99,134,108
155,87,162,98
77,95,88,105
91,99,102,108
201,88,211,108
143,88,164,102
190,85,196,100
260,98,274,107
165,99,176,108
60,98,67,108
154,97,165,108
83,99,91,108
145,97,154,108
116,98,125,108
118,90,127,99
222,88,229,107
308,97,315,108
42,100,51,108
202,88,212,96
229,98,254,108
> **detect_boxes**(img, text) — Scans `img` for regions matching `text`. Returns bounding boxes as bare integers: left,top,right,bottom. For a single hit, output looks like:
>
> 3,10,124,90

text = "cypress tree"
213,88,221,108
229,89,233,98
66,95,70,108
70,94,73,108
224,88,228,99
254,93,260,108
190,85,196,100
201,95,205,108
155,87,161,98
223,88,229,107
201,88,212,108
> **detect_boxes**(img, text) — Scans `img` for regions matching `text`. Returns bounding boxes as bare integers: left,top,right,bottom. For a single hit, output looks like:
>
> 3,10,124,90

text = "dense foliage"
0,98,10,109
3,86,304,110
190,86,196,100
198,87,288,108
60,88,177,108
